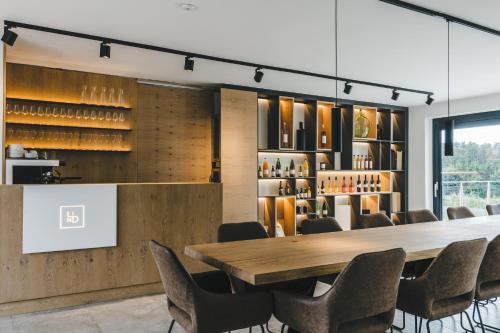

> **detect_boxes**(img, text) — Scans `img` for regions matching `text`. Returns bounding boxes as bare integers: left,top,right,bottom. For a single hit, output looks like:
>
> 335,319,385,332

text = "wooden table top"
185,216,500,285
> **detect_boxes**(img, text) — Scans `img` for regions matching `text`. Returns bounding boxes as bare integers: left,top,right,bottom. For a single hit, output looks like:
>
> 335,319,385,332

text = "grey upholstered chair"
486,204,500,216
396,238,488,333
406,209,439,224
301,217,343,235
149,240,273,333
473,235,500,332
273,248,406,333
358,213,394,229
447,206,475,220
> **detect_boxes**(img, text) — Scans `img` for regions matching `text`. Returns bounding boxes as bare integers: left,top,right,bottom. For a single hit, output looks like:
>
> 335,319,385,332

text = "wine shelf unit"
257,93,407,235
6,97,132,111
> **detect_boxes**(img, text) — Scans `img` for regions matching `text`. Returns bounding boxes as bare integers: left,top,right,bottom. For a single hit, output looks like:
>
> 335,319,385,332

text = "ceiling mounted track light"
426,94,434,105
184,56,194,71
343,82,353,95
254,67,264,83
100,42,111,58
391,89,400,101
1,26,18,46
2,19,434,102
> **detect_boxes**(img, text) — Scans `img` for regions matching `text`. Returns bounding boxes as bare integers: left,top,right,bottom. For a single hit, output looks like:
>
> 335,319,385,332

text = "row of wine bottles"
296,201,329,217
280,121,329,149
319,175,381,194
259,157,310,178
352,155,374,170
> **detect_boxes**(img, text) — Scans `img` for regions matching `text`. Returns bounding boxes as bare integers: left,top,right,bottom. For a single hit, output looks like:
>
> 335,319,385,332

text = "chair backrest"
217,221,269,242
358,213,394,229
477,235,500,290
486,204,500,216
423,238,487,301
406,209,439,224
447,206,475,220
149,240,195,314
301,217,343,235
323,248,406,328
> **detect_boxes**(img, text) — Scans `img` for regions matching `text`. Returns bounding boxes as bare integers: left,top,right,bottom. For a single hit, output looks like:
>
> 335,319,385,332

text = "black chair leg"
419,317,423,333
249,327,252,333
473,299,500,333
260,325,265,333
168,319,175,333
426,319,432,333
281,324,286,333
460,312,475,333
392,311,406,331
265,322,272,333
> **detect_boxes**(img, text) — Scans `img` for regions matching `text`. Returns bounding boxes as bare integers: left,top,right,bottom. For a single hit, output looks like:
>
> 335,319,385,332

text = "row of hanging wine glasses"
80,85,126,107
6,103,126,123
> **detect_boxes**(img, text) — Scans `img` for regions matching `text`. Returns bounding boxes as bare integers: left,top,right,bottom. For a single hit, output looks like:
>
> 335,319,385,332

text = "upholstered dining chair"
486,204,500,216
358,212,394,229
396,238,488,333
447,206,475,220
472,235,500,333
149,240,273,333
301,217,343,235
273,248,406,333
406,209,439,224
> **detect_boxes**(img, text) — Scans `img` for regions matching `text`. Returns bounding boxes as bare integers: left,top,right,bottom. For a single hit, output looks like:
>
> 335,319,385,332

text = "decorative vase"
354,110,371,138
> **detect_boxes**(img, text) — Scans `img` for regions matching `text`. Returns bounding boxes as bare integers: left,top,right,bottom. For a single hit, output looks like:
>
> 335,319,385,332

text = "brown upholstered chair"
396,238,488,333
406,209,439,224
217,222,316,295
486,204,500,216
273,248,406,333
358,213,394,229
447,206,475,220
472,235,500,332
149,240,273,333
301,217,343,235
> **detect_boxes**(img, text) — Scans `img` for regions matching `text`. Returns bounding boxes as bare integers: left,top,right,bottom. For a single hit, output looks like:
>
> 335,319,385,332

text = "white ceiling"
2,0,500,107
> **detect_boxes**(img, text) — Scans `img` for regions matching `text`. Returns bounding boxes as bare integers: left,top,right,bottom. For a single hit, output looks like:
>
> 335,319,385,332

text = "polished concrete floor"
0,283,498,333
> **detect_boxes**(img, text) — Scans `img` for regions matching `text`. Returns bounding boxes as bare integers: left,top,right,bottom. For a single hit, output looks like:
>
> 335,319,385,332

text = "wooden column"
220,88,258,223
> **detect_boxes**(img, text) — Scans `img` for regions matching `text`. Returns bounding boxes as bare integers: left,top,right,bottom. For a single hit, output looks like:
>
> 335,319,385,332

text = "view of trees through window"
442,125,500,217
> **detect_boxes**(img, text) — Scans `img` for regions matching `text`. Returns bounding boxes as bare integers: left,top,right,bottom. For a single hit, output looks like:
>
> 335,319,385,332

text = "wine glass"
80,85,88,104
112,111,119,122
29,105,36,117
21,105,29,116
13,105,20,115
52,107,59,118
99,87,107,105
45,106,51,117
83,110,90,120
6,103,12,114
108,88,115,106
105,111,112,122
117,89,124,106
67,108,74,119
118,112,125,122
75,109,82,120
90,86,97,104
98,110,104,121
90,110,97,120
37,106,44,117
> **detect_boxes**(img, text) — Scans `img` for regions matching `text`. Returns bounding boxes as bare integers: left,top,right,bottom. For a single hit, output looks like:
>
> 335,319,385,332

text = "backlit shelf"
16,145,132,152
317,191,392,197
6,120,132,131
6,97,132,111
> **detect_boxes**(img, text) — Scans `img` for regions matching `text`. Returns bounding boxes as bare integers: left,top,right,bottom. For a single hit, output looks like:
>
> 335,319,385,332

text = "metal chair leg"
419,317,423,333
265,322,272,333
281,324,286,333
473,299,500,333
392,311,406,331
168,319,175,333
260,325,265,333
249,327,252,333
464,311,476,333
426,319,432,333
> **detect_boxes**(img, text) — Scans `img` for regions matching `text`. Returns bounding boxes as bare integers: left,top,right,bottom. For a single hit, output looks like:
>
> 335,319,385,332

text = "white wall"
409,92,500,210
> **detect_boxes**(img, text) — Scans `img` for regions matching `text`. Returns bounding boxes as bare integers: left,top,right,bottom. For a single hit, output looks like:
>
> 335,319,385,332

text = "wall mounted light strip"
379,0,500,39
3,20,433,98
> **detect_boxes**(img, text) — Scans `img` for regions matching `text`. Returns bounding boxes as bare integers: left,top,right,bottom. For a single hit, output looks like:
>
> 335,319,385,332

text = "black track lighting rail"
379,0,500,39
4,19,433,97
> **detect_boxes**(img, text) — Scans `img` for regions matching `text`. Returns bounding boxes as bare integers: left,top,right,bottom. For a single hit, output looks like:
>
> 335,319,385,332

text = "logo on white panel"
59,205,85,229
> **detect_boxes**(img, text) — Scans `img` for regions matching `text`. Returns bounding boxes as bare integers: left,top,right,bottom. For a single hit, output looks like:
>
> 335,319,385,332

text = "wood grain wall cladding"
137,84,213,183
0,183,222,309
220,88,258,223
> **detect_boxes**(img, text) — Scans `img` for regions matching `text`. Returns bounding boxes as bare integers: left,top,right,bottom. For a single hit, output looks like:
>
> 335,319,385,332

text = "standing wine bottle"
352,155,357,170
258,165,263,178
303,159,309,177
321,180,326,194
289,159,296,177
376,175,381,192
284,166,290,178
322,201,328,217
369,155,374,170
298,165,303,177
341,176,347,193
296,121,306,150
282,122,289,148
370,175,375,192
271,165,276,178
321,124,327,148
363,175,369,192
349,176,354,193
285,182,292,195
278,181,284,196
326,176,331,193
364,155,369,170
263,158,269,178
333,176,339,192
276,158,282,177
356,175,362,192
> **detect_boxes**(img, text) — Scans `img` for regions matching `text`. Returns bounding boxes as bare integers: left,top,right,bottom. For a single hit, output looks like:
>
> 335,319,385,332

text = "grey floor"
0,283,498,333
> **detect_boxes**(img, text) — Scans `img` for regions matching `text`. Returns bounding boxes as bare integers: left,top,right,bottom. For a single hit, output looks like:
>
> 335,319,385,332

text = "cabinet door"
220,88,258,223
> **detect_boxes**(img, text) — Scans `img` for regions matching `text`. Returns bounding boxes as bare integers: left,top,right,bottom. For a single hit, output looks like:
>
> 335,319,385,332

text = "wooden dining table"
185,215,500,286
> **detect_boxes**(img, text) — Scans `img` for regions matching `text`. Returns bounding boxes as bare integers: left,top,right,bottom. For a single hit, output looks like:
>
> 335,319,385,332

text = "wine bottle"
322,201,328,217
258,165,263,178
349,176,354,193
284,166,290,178
297,121,306,150
364,155,369,170
321,124,327,148
262,158,269,178
321,180,326,194
326,176,331,193
333,176,339,192
276,158,282,177
296,188,300,199
278,181,284,196
282,122,289,148
271,165,276,178
352,155,357,170
363,175,369,192
289,159,296,177
303,159,309,177
307,186,312,198
285,182,291,195
316,202,321,216
370,175,375,192
376,175,381,192
359,156,364,170
341,176,347,193
368,155,373,170
298,165,303,177
356,175,362,192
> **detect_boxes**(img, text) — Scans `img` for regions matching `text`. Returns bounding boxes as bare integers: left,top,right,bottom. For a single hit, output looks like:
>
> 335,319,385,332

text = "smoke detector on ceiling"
178,3,198,11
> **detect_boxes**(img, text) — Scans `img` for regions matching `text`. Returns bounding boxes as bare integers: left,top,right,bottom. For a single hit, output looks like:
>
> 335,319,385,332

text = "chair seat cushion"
338,314,392,333
476,280,500,301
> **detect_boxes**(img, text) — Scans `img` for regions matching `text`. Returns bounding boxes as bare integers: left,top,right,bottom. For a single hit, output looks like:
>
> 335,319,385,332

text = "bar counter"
0,182,222,315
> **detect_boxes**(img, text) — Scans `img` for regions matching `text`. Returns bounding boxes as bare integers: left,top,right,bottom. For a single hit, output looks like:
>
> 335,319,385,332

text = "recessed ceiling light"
178,3,198,11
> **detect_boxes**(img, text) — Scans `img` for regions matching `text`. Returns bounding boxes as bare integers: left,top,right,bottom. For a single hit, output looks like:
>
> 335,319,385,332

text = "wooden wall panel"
0,183,222,307
137,84,213,182
220,88,258,223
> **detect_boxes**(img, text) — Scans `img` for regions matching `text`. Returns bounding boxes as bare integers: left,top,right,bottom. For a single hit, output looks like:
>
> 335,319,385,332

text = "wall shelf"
6,97,132,111
5,120,132,131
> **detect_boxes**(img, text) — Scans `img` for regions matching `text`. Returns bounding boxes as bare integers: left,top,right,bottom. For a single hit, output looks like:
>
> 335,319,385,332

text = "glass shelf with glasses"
6,98,132,111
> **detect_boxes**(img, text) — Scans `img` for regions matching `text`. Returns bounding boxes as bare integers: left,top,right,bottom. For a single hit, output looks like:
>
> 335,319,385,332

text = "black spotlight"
2,27,18,46
444,118,454,156
254,67,264,83
184,56,194,71
391,89,400,101
343,82,352,94
100,42,111,59
426,94,434,105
